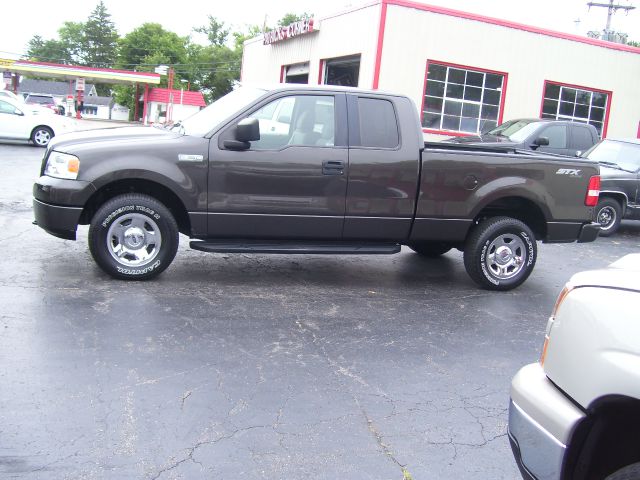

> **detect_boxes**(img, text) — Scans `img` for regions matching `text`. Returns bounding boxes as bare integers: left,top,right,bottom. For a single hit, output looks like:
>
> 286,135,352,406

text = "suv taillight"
585,175,600,206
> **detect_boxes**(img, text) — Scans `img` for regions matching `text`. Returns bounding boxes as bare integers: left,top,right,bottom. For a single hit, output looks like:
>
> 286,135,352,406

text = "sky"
1,0,638,59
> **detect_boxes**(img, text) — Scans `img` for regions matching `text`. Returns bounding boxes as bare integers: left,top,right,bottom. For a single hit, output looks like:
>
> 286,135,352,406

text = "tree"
277,12,313,27
26,35,71,64
194,15,230,47
114,23,189,118
84,1,119,68
628,40,640,47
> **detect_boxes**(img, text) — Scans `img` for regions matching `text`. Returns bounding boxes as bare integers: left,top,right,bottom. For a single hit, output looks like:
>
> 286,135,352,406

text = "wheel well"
565,396,640,480
599,193,627,212
79,179,191,235
31,125,53,136
474,197,547,240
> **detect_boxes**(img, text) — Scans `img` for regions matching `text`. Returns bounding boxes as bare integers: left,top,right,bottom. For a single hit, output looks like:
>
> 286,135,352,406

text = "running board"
189,240,401,255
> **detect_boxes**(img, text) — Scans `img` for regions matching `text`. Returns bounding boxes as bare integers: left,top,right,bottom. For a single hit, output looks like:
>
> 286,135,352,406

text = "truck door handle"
322,160,345,175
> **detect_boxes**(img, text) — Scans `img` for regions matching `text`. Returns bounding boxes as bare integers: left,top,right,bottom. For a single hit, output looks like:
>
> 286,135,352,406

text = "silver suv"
509,254,640,480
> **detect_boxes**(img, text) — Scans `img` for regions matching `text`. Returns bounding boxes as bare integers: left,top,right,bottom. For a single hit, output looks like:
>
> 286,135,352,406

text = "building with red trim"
145,88,206,124
241,0,640,140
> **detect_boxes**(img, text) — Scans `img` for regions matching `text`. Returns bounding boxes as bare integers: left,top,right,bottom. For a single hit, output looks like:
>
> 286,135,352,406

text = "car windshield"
176,86,268,136
583,140,640,172
486,119,540,142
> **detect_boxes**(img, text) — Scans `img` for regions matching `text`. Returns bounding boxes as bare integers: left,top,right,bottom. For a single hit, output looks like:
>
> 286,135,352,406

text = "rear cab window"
353,97,400,149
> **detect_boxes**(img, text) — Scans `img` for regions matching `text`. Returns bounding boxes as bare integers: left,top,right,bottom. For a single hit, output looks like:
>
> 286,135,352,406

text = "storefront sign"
263,18,315,45
75,77,85,91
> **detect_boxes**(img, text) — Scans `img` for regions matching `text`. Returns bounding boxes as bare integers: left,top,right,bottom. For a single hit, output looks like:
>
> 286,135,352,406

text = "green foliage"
627,40,640,47
194,15,230,47
277,12,313,27
26,35,71,64
84,1,119,68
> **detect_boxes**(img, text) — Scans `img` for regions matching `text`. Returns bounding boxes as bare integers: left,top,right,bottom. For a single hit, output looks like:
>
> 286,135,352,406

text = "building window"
422,61,506,134
282,63,309,84
540,81,609,137
322,55,360,87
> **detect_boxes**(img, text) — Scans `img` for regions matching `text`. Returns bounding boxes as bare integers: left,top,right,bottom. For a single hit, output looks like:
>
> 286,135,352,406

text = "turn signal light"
585,175,600,206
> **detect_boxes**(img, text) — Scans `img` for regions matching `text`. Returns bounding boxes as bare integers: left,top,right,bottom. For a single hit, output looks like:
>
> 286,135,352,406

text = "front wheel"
88,194,179,280
31,126,53,147
463,217,537,291
595,198,622,237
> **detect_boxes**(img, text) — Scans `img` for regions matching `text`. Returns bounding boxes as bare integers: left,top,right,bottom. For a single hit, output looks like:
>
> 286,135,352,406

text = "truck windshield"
487,120,539,141
176,86,268,136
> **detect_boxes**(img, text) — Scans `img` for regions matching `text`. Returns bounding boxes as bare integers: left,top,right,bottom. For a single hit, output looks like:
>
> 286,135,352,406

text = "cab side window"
541,125,567,148
247,95,335,150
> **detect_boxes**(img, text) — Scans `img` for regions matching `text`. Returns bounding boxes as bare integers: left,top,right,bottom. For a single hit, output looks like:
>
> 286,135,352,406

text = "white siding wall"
381,4,640,139
242,4,381,88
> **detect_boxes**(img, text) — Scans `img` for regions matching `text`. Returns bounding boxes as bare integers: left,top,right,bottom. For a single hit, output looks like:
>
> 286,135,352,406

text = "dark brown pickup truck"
33,85,601,290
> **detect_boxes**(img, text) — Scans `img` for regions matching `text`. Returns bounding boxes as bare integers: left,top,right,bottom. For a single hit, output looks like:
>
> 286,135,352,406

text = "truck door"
536,124,569,156
207,92,349,239
343,94,420,240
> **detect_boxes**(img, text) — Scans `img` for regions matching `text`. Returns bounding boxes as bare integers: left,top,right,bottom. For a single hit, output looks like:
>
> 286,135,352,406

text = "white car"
509,254,640,480
0,97,70,147
0,89,23,103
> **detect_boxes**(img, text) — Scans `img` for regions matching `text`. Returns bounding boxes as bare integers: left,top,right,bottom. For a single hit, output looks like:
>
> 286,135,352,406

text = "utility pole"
587,0,635,41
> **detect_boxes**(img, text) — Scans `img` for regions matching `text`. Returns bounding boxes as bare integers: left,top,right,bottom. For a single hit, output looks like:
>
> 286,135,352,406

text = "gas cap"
463,175,479,191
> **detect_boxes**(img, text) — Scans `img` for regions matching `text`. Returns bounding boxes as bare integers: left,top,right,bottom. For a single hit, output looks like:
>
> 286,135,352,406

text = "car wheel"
88,194,179,280
409,242,452,257
595,198,622,237
463,216,537,291
605,462,640,480
31,126,54,147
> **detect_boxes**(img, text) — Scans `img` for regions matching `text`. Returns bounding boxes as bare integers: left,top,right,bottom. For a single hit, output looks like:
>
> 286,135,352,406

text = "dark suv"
583,139,640,236
445,118,599,157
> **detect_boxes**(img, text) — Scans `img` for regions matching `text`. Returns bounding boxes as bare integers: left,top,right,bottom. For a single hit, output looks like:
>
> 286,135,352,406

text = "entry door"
207,93,348,239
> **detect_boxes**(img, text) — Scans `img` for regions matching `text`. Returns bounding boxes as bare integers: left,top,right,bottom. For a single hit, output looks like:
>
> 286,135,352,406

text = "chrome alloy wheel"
597,206,616,231
33,128,51,146
485,234,526,280
106,213,162,267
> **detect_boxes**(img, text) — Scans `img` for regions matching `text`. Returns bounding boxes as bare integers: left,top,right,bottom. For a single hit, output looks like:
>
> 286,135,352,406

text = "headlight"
539,284,574,366
44,151,80,180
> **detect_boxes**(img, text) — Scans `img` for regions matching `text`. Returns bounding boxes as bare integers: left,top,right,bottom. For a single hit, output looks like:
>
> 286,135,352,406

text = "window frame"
538,80,612,138
420,59,509,137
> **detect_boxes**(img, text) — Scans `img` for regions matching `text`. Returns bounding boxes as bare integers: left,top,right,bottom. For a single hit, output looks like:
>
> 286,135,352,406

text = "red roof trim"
16,60,161,79
386,0,640,54
372,0,388,89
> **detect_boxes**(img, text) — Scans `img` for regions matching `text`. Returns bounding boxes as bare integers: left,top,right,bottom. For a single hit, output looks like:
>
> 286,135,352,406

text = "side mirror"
534,136,550,146
223,117,261,151
14,109,24,116
236,117,260,142
575,151,582,157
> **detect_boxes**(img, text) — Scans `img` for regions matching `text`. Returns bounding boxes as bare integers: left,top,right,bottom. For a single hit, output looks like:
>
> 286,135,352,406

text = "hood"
49,126,182,153
598,163,636,178
444,134,520,147
568,254,640,293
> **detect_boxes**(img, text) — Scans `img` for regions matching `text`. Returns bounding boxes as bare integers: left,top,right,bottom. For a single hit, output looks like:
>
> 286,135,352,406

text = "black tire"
463,216,537,291
409,242,452,257
31,126,54,147
595,197,622,237
88,194,179,280
605,462,640,480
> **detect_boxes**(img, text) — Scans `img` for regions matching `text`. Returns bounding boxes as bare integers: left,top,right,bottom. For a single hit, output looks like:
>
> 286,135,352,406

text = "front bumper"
509,363,585,480
33,176,95,240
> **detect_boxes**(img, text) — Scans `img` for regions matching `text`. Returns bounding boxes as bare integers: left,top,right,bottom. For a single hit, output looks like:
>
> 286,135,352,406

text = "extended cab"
33,85,601,290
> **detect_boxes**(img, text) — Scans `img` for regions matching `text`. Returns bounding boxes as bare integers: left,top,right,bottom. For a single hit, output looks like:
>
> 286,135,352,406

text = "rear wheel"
595,198,622,237
31,126,53,147
409,242,452,257
463,217,537,291
88,194,178,280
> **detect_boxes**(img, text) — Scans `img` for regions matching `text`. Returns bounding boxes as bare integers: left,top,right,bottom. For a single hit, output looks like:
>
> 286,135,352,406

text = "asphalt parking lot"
1,141,639,480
